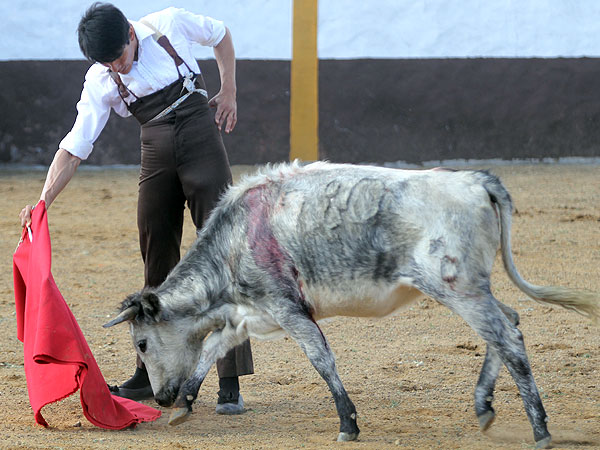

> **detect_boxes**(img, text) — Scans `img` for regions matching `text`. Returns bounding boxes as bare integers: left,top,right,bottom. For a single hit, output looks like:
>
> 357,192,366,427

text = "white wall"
319,0,600,58
2,0,292,60
2,0,600,60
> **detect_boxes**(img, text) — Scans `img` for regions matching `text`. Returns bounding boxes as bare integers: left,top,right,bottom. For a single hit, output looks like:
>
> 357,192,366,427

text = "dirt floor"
0,163,599,449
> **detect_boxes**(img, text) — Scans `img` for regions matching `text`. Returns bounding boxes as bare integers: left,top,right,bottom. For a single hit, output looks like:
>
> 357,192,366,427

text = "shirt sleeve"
168,7,227,47
59,65,126,160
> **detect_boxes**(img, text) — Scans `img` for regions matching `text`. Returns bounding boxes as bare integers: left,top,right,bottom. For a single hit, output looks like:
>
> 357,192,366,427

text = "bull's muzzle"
154,383,180,408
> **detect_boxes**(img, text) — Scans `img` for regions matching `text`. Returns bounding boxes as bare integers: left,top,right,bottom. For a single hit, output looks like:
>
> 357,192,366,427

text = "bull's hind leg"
475,301,519,431
449,294,551,449
475,346,502,430
274,308,360,441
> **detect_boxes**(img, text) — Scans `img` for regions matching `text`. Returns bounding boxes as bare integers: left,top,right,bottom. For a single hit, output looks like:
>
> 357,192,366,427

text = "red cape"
13,201,161,429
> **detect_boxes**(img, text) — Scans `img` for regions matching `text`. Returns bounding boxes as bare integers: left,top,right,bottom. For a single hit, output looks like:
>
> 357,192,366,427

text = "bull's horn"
102,305,138,328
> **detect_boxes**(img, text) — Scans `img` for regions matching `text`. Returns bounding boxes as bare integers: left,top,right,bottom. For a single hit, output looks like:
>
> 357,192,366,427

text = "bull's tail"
480,171,600,322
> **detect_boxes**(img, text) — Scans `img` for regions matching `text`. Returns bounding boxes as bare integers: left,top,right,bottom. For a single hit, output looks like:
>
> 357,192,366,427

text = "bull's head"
103,290,204,407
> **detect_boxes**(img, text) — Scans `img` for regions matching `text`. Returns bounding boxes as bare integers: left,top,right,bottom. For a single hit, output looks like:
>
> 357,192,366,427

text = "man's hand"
209,90,237,133
19,205,34,228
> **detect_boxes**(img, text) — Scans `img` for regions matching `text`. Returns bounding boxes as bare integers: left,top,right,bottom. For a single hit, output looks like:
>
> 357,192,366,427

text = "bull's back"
278,164,493,266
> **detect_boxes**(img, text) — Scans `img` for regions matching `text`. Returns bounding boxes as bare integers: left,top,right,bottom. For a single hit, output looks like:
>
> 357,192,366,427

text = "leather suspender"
108,71,135,100
140,20,188,69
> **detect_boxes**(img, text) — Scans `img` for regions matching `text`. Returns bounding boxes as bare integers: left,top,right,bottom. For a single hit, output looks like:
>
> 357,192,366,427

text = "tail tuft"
527,286,600,323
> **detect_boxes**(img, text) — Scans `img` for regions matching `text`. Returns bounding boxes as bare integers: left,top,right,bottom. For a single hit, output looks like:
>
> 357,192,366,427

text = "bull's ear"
140,291,161,322
103,305,138,328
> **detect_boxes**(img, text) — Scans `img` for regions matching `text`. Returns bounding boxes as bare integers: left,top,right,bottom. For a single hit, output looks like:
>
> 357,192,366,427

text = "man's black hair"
78,2,130,63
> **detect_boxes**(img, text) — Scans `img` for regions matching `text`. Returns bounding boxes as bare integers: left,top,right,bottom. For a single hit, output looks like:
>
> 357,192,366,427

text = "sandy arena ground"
0,163,599,449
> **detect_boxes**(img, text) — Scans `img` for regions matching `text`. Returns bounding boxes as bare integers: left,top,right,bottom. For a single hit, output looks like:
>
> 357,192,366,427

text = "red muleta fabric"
13,201,161,429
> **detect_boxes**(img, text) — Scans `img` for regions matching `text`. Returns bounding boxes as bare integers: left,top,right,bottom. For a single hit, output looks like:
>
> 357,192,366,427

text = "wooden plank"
290,0,319,161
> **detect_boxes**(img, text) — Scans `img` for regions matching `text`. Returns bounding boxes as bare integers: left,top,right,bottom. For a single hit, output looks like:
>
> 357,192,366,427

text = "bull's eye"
138,339,147,353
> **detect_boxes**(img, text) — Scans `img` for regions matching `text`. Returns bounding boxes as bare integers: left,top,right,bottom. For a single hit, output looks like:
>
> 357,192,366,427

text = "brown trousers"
130,77,253,377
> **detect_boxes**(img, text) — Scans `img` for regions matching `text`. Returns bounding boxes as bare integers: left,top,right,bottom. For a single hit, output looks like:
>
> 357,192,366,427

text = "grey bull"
105,161,599,448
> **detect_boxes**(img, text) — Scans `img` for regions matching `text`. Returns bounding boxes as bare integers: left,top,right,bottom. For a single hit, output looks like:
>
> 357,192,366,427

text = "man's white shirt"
59,7,226,160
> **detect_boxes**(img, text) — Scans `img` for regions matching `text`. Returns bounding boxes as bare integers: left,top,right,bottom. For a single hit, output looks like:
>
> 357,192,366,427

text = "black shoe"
108,384,154,401
108,367,154,401
215,376,246,415
216,392,245,415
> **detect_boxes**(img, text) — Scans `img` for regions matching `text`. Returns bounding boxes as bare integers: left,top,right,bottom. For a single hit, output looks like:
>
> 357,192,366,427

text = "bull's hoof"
477,411,496,431
535,435,552,449
337,432,358,442
168,407,192,426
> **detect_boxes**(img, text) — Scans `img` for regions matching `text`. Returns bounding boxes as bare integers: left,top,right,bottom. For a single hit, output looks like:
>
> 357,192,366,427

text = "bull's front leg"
168,356,212,426
169,324,247,426
274,307,360,442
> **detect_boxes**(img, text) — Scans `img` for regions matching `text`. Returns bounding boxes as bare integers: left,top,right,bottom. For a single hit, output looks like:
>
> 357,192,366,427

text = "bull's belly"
233,283,424,341
307,283,425,320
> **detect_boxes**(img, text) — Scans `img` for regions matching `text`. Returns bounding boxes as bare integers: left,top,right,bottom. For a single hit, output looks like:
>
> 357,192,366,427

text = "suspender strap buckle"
150,73,207,122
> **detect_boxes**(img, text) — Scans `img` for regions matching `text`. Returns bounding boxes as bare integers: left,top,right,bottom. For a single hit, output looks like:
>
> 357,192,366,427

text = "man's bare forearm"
213,28,236,95
40,148,81,207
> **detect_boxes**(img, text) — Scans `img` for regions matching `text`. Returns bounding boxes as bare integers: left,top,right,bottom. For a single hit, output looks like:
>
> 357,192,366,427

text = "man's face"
103,25,137,74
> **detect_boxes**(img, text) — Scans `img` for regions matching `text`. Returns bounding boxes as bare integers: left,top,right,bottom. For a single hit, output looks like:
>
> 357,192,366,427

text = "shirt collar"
129,20,154,42
129,20,155,61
